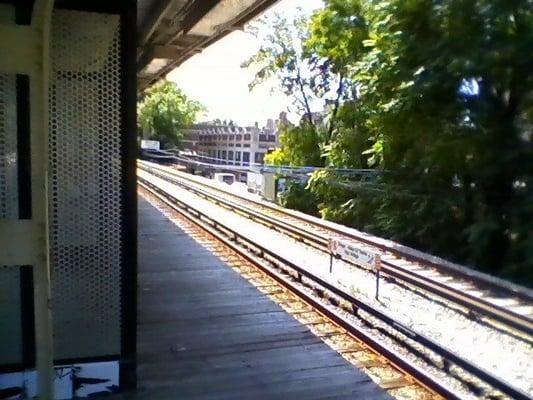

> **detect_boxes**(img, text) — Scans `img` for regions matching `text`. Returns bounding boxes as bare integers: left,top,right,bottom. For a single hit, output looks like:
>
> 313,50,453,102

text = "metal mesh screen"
0,70,23,365
0,73,17,219
49,10,123,360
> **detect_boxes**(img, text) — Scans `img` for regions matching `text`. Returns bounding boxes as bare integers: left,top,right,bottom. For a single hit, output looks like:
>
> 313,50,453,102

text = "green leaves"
243,0,533,284
243,9,346,124
138,81,205,148
265,122,324,167
278,181,320,216
282,0,533,284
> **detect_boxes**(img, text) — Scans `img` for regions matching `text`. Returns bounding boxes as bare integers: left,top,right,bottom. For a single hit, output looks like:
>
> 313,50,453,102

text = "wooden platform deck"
133,195,392,399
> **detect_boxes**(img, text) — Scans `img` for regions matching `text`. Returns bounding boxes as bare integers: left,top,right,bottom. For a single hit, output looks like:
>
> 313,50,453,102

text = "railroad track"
138,159,533,339
138,169,532,400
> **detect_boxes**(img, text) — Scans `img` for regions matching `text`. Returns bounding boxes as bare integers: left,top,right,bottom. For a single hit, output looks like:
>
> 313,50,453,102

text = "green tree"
265,122,323,167
242,9,346,166
307,0,533,283
138,80,205,148
242,11,318,124
278,180,319,216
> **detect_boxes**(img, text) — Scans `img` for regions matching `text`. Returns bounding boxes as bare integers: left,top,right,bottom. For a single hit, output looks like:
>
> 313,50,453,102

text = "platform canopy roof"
137,0,278,91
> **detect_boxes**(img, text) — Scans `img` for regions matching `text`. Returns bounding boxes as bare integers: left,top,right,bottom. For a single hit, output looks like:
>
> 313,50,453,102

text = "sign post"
328,238,382,299
328,239,336,273
375,256,381,301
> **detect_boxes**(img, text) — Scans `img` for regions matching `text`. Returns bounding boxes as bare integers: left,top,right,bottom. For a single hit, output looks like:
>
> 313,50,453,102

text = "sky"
166,0,324,127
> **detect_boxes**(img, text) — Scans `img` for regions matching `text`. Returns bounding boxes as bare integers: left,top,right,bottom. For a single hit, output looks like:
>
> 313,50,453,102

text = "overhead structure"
137,0,278,90
1,0,283,398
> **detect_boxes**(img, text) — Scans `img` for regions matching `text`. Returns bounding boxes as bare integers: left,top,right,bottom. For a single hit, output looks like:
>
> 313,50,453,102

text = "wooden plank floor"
133,196,392,399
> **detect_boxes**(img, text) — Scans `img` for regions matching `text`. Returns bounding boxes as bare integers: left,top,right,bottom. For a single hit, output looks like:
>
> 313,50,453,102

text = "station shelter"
0,1,278,398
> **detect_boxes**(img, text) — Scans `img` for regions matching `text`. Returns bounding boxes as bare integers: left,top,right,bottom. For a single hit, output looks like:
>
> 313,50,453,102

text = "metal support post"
31,1,56,398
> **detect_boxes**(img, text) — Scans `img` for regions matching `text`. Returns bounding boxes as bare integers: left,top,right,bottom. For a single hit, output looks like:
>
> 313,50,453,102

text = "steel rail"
139,161,533,301
138,161,532,294
138,174,532,400
138,162,533,337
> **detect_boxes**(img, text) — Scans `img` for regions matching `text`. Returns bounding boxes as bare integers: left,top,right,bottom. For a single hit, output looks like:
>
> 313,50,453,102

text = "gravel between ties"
140,169,533,396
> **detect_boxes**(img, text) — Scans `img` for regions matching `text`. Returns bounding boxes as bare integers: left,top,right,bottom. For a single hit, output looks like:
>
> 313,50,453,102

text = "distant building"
180,125,201,151
183,114,284,165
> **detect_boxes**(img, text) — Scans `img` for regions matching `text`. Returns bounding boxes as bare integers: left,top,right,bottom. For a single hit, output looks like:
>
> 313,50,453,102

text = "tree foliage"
242,9,347,153
253,1,533,284
277,180,320,216
138,80,205,148
243,11,317,122
265,122,324,167
309,0,533,283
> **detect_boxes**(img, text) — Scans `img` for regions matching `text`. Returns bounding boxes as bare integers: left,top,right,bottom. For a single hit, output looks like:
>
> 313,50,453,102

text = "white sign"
329,238,380,270
141,140,160,150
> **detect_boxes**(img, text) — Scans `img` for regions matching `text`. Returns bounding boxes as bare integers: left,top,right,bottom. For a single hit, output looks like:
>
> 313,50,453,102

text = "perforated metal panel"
0,71,23,366
0,73,17,219
49,10,123,360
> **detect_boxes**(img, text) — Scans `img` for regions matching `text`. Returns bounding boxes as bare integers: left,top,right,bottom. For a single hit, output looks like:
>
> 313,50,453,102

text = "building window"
244,134,251,141
228,151,234,160
243,144,250,148
259,134,267,142
223,135,228,140
254,152,264,164
235,151,241,161
236,134,242,141
243,152,250,164
236,143,241,147
222,150,227,159
268,135,276,142
229,143,234,147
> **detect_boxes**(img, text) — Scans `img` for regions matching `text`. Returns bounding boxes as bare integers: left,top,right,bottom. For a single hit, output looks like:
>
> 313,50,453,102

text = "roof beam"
181,0,222,34
139,0,179,46
153,44,185,58
137,0,281,91
138,45,184,72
